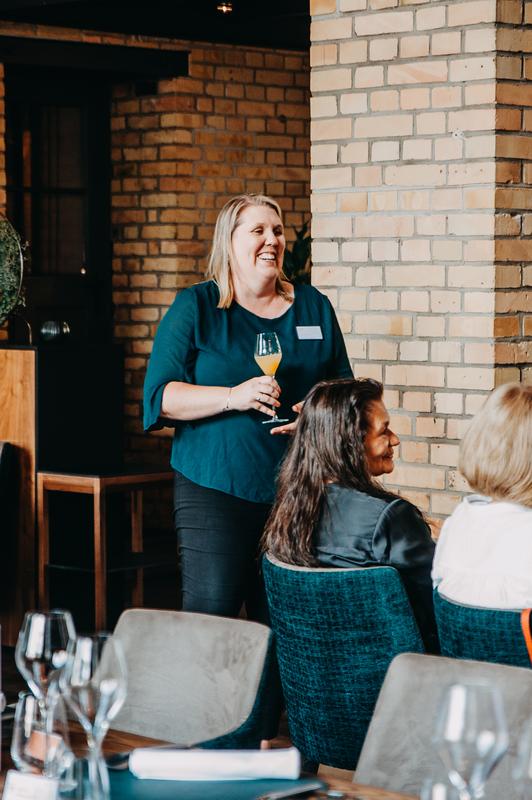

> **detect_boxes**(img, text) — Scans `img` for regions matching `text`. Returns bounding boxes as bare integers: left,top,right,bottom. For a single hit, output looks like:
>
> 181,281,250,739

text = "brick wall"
2,7,530,527
0,22,311,470
110,42,310,467
310,0,531,527
494,4,532,383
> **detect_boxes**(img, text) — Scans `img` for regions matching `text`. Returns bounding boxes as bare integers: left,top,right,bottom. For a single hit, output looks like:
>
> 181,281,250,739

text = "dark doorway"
6,65,112,343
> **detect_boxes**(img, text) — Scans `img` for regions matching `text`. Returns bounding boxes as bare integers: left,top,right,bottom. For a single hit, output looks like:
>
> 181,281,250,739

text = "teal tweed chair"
262,555,425,770
433,589,532,668
112,609,275,748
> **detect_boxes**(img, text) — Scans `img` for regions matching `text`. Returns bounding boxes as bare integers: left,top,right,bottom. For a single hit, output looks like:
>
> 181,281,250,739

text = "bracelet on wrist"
223,387,232,412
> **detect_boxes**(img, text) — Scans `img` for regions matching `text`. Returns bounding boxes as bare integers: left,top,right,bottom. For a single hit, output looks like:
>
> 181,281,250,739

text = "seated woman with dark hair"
433,382,532,608
262,377,438,652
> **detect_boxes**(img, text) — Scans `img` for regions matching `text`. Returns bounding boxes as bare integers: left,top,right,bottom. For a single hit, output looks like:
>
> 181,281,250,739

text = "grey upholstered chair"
112,609,274,748
356,652,532,798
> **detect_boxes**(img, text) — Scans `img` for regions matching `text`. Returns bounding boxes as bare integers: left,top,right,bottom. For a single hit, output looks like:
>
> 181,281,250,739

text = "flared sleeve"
143,288,198,431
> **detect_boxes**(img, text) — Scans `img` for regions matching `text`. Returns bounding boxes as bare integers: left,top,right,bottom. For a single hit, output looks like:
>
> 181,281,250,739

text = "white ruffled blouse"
432,494,532,610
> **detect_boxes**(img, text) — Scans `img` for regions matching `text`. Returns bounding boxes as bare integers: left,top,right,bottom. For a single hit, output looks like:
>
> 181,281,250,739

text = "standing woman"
143,194,352,625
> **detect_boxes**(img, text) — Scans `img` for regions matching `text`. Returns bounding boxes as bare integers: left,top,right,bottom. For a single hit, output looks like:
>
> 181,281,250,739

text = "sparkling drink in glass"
254,332,288,424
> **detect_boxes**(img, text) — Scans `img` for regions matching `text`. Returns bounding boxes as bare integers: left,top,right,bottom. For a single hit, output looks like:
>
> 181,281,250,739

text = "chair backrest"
434,590,531,668
356,652,532,798
0,441,14,506
112,609,274,748
262,555,424,770
0,441,16,572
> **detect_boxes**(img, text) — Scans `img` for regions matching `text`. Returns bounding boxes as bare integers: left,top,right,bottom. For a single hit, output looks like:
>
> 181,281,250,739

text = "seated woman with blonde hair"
262,377,438,651
432,382,532,608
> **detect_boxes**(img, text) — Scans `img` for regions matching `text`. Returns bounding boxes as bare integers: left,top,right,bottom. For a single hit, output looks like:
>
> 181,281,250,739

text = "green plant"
283,221,311,285
0,216,25,325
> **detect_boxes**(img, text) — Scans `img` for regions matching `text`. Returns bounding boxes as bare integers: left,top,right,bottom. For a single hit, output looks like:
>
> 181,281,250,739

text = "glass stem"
42,694,57,777
44,694,57,734
87,736,110,800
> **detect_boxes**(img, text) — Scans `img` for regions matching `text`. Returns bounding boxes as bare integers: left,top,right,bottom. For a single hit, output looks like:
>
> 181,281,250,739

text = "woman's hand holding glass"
227,375,281,417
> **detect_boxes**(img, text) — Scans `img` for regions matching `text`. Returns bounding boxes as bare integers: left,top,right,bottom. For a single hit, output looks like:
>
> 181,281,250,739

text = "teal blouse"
143,280,352,504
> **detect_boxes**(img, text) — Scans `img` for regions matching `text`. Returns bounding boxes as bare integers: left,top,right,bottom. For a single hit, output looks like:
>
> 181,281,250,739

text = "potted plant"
283,221,311,285
0,216,26,335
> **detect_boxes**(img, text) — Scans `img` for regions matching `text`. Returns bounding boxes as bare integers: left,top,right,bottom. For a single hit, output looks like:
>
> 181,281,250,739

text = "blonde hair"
206,194,290,309
459,382,532,507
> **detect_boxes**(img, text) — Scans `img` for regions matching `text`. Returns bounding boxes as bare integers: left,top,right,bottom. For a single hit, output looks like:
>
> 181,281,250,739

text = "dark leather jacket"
314,485,439,653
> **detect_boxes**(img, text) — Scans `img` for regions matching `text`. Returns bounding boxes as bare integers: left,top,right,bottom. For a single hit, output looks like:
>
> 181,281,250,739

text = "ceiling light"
217,1,233,13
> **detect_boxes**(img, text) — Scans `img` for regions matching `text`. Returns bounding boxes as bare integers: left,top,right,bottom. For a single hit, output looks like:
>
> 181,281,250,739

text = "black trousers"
173,472,282,738
173,471,271,624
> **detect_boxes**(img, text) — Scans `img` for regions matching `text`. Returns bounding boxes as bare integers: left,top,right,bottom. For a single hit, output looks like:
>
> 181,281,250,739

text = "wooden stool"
37,468,174,629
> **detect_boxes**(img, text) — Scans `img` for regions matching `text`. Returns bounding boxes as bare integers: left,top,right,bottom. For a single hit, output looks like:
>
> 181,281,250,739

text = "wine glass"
254,332,288,424
421,779,462,800
15,610,76,732
513,718,532,798
11,691,74,782
60,633,127,800
432,682,509,800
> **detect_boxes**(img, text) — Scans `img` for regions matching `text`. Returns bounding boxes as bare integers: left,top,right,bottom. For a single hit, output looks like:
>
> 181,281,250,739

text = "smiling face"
364,400,400,476
230,204,286,291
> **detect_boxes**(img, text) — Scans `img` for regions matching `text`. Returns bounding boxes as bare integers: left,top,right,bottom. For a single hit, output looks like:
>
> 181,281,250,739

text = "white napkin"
129,746,301,781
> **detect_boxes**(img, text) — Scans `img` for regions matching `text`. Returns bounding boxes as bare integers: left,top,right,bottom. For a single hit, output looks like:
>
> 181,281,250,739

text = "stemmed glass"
432,682,509,800
421,779,462,800
254,332,288,424
11,691,74,782
15,610,76,733
513,718,532,798
60,633,127,800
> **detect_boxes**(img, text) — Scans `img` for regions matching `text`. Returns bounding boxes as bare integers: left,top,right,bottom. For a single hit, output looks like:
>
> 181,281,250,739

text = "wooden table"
37,468,174,629
0,726,417,799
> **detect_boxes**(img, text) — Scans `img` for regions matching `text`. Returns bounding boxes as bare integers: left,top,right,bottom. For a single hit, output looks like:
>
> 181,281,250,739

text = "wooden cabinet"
0,344,123,642
0,347,37,644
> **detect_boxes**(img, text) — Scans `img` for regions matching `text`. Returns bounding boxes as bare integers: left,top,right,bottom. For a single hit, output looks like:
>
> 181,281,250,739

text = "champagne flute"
60,633,127,800
15,610,76,733
432,682,509,800
254,332,288,424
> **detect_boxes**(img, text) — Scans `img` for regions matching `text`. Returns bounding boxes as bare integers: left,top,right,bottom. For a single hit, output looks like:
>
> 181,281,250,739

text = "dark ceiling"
0,0,310,51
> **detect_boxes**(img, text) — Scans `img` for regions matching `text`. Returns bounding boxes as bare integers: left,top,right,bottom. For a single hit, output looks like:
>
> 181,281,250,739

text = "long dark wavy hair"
262,378,398,566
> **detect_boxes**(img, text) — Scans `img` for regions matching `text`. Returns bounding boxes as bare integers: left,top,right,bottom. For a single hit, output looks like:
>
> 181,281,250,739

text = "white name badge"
3,770,58,800
296,325,323,340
